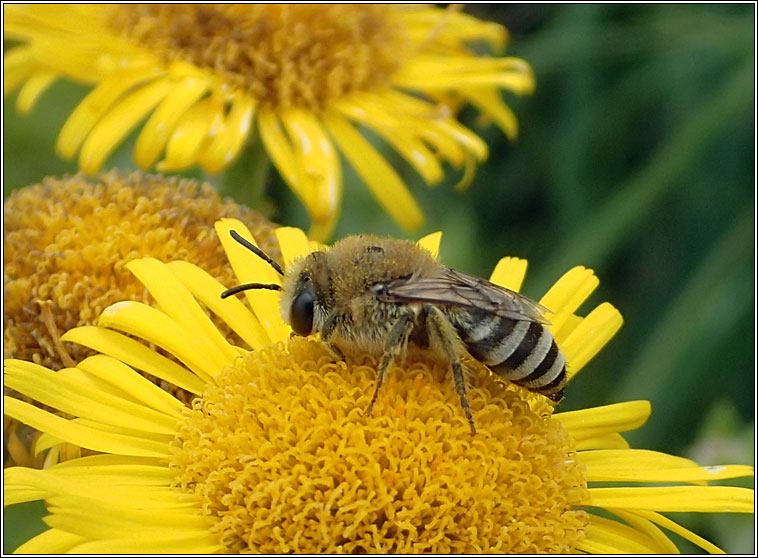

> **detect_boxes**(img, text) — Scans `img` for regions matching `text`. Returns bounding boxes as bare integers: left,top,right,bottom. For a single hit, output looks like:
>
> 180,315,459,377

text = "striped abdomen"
456,313,566,401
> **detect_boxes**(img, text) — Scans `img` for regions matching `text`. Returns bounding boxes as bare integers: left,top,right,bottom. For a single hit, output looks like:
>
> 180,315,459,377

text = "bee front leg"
423,305,477,435
365,313,414,416
319,312,345,361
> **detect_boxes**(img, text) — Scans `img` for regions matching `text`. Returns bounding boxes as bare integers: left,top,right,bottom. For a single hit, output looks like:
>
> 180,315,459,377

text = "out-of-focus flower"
3,171,280,467
4,5,535,239
4,221,752,553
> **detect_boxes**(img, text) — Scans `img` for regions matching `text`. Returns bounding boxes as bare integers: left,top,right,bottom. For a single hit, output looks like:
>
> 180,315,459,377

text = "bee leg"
366,313,413,416
423,305,477,435
320,312,345,361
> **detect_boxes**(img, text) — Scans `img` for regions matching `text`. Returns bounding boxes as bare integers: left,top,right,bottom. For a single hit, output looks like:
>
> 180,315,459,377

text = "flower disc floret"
172,338,589,553
108,5,406,111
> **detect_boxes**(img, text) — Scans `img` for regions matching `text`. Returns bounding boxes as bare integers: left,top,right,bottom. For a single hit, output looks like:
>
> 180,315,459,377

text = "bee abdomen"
462,316,566,402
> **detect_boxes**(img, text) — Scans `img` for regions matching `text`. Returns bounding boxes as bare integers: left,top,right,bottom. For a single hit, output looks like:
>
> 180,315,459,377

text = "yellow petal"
281,108,341,222
3,46,35,95
561,302,623,377
126,258,240,364
4,360,179,434
133,74,208,168
575,432,630,450
323,112,423,231
56,66,163,159
609,509,682,555
2,398,171,458
97,301,222,383
60,326,206,395
577,514,666,554
417,232,442,260
79,77,172,174
16,70,57,114
634,510,725,554
489,257,528,293
581,449,754,484
69,533,222,554
215,219,290,342
13,529,86,554
274,226,312,268
539,266,599,333
461,86,519,140
199,94,255,173
75,354,185,417
554,400,651,441
157,95,221,171
166,260,269,351
589,486,754,513
258,108,307,200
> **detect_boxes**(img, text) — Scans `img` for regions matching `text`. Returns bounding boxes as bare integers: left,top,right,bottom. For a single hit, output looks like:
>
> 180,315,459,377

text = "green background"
3,4,754,553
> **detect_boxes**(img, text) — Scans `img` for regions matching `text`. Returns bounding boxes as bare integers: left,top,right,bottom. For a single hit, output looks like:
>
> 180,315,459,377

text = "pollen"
172,337,589,553
3,171,280,375
107,4,407,111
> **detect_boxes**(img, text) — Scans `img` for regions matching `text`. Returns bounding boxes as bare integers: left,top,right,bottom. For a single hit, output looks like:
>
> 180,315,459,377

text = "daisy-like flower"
3,220,753,553
3,5,534,240
3,171,280,468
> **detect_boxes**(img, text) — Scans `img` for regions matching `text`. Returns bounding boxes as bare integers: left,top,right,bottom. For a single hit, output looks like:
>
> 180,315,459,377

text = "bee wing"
377,268,551,324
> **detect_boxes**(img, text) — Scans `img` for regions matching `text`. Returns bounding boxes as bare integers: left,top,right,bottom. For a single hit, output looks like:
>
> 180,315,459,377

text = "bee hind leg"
423,305,477,435
366,313,414,416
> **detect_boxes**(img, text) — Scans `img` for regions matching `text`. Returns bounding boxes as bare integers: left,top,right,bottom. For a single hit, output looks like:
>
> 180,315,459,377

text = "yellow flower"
3,5,535,240
3,220,752,553
3,171,280,467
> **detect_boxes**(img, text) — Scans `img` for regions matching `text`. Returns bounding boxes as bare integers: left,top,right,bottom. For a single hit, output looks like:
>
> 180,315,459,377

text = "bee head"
279,251,331,337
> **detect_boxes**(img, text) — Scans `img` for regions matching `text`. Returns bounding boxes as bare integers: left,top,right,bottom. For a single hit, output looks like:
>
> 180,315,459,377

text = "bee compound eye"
290,290,315,336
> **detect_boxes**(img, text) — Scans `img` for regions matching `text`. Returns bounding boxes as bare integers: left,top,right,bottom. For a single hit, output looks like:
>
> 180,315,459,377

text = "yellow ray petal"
56,66,163,159
126,258,240,364
79,77,172,174
588,486,754,513
16,70,57,114
554,400,651,442
281,108,342,222
76,354,185,417
97,301,223,383
575,432,630,451
609,509,682,555
215,219,290,342
489,257,528,293
166,260,269,351
580,449,754,484
634,510,725,554
157,95,220,171
562,302,623,377
577,514,666,554
324,112,423,231
4,360,179,434
417,232,442,260
199,94,255,173
3,398,171,458
60,326,206,395
461,86,519,140
3,46,35,95
134,74,208,168
13,529,85,554
258,108,307,200
275,226,312,268
539,266,599,333
69,533,222,554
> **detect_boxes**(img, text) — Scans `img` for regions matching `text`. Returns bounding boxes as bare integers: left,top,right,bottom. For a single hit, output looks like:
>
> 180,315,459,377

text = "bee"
221,231,566,434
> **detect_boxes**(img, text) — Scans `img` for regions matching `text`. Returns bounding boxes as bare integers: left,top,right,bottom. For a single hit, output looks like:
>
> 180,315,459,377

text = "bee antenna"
229,230,284,276
221,282,282,299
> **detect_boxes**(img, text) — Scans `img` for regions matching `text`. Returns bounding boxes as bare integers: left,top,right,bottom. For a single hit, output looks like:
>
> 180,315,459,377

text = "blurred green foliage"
3,4,754,553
